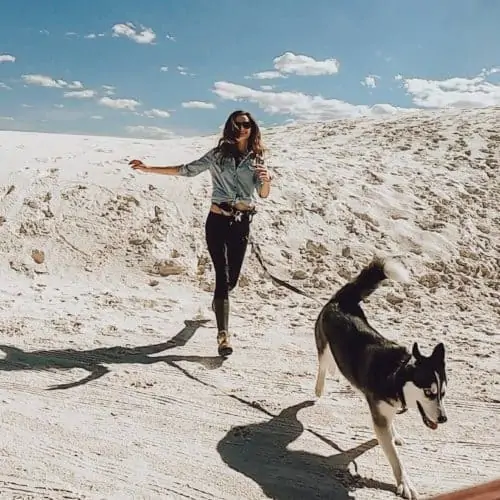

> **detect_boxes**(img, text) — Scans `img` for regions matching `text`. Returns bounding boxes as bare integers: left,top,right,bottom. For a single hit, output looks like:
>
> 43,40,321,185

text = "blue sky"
1,0,499,139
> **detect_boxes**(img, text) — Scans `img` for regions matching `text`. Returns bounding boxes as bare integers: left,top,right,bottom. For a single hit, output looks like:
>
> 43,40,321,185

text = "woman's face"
233,114,252,141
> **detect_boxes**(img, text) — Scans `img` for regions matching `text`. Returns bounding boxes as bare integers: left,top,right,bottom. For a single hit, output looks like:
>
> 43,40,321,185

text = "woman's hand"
129,159,150,172
255,164,271,183
256,164,272,198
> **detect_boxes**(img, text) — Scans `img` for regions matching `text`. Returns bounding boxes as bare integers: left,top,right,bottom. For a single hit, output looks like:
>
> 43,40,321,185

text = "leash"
215,203,321,304
249,235,321,304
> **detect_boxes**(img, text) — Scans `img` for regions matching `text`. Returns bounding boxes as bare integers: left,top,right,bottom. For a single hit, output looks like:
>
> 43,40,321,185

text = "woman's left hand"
255,164,271,183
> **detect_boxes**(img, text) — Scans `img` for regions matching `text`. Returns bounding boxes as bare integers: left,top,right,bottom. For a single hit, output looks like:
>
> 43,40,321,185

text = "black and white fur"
314,257,447,500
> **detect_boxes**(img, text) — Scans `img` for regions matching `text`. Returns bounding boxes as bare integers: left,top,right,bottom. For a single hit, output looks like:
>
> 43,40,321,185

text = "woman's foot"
217,330,233,357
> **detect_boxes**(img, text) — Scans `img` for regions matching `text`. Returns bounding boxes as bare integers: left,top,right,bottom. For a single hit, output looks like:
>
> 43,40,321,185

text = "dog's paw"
314,380,325,398
396,477,418,499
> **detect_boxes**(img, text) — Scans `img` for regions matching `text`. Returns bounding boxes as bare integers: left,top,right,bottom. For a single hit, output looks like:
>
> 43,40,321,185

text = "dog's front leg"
369,401,418,499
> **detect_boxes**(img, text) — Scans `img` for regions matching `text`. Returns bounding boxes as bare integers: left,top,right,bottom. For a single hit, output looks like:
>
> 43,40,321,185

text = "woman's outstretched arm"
129,159,181,175
129,148,215,177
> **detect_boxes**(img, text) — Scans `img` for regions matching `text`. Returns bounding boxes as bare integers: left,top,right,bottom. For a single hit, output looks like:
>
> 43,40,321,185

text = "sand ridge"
0,106,498,499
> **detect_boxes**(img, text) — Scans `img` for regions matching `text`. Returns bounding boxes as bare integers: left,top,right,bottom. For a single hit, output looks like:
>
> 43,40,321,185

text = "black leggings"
205,211,251,299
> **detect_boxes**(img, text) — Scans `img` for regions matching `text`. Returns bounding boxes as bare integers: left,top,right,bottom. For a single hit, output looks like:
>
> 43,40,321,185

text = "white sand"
0,107,498,499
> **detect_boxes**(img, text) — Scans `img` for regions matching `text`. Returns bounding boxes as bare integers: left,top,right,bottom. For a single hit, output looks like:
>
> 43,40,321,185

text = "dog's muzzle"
417,402,441,430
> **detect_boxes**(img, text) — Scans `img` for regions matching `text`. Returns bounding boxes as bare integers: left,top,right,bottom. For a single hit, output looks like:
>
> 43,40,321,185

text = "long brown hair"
216,110,264,159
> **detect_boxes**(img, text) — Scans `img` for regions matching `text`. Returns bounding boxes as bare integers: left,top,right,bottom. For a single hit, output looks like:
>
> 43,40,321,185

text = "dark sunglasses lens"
236,122,251,129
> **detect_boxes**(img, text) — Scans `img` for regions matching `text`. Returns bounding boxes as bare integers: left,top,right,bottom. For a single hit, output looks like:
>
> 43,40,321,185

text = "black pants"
205,211,251,300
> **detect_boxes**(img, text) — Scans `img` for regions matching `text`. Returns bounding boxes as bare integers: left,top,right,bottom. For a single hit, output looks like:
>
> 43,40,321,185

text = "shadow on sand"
0,319,225,390
1,321,394,498
217,400,395,499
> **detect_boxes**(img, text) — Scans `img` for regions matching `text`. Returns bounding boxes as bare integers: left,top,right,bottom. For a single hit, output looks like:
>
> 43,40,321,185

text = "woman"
129,110,272,356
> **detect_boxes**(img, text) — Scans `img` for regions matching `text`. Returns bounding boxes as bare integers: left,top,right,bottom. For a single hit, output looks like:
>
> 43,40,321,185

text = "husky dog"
314,257,447,499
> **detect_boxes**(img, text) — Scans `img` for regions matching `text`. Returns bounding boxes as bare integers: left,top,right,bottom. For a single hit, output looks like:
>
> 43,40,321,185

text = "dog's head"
403,342,448,430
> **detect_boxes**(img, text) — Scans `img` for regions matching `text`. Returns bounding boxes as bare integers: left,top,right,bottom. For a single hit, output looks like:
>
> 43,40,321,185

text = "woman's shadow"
217,400,396,500
0,319,225,390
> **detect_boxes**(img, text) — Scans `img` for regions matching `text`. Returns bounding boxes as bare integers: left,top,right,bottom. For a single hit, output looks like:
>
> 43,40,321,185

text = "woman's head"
218,110,264,156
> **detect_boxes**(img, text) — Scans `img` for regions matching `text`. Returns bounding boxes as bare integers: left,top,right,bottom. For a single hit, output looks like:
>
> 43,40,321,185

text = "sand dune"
0,106,498,499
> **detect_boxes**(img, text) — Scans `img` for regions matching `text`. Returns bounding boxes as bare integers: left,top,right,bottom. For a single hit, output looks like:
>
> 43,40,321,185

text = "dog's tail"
332,257,409,307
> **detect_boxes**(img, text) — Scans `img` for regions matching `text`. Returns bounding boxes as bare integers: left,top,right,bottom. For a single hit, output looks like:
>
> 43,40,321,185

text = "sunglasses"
235,121,252,129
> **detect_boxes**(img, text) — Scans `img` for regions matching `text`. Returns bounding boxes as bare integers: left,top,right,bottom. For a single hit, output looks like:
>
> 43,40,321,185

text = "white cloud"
64,89,96,99
91,115,103,120
54,104,64,108
67,81,84,89
176,65,195,76
65,32,78,37
102,85,115,95
246,71,286,80
260,85,275,91
21,74,84,90
181,101,216,109
246,52,340,80
402,70,500,108
212,81,403,121
362,75,380,88
111,23,156,44
0,54,16,63
160,66,169,72
125,125,177,139
394,74,403,81
479,67,500,77
22,74,65,88
0,116,14,121
0,82,12,90
166,34,176,41
99,96,141,110
144,108,171,118
273,52,340,76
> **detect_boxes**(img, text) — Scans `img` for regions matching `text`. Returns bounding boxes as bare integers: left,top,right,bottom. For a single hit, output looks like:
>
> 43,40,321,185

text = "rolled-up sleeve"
177,148,215,177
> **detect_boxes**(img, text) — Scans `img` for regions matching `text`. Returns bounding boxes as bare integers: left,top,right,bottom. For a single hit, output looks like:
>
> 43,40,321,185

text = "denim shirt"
178,147,264,205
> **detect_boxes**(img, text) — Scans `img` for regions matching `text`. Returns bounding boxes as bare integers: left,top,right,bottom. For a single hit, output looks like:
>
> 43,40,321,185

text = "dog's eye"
424,389,434,398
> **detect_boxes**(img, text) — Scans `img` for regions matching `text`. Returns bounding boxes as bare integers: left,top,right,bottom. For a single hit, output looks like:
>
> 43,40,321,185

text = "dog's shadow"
0,319,224,390
2,322,398,498
217,400,395,500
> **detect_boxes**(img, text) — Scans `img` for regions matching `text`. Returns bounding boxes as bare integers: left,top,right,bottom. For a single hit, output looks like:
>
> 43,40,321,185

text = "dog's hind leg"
315,346,336,397
368,400,418,499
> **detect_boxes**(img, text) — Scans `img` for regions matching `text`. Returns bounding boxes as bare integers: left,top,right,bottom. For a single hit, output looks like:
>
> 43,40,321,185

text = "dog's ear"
431,342,445,364
412,342,422,361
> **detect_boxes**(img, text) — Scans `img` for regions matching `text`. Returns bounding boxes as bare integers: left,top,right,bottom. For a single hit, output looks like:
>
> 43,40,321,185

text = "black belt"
215,203,256,223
